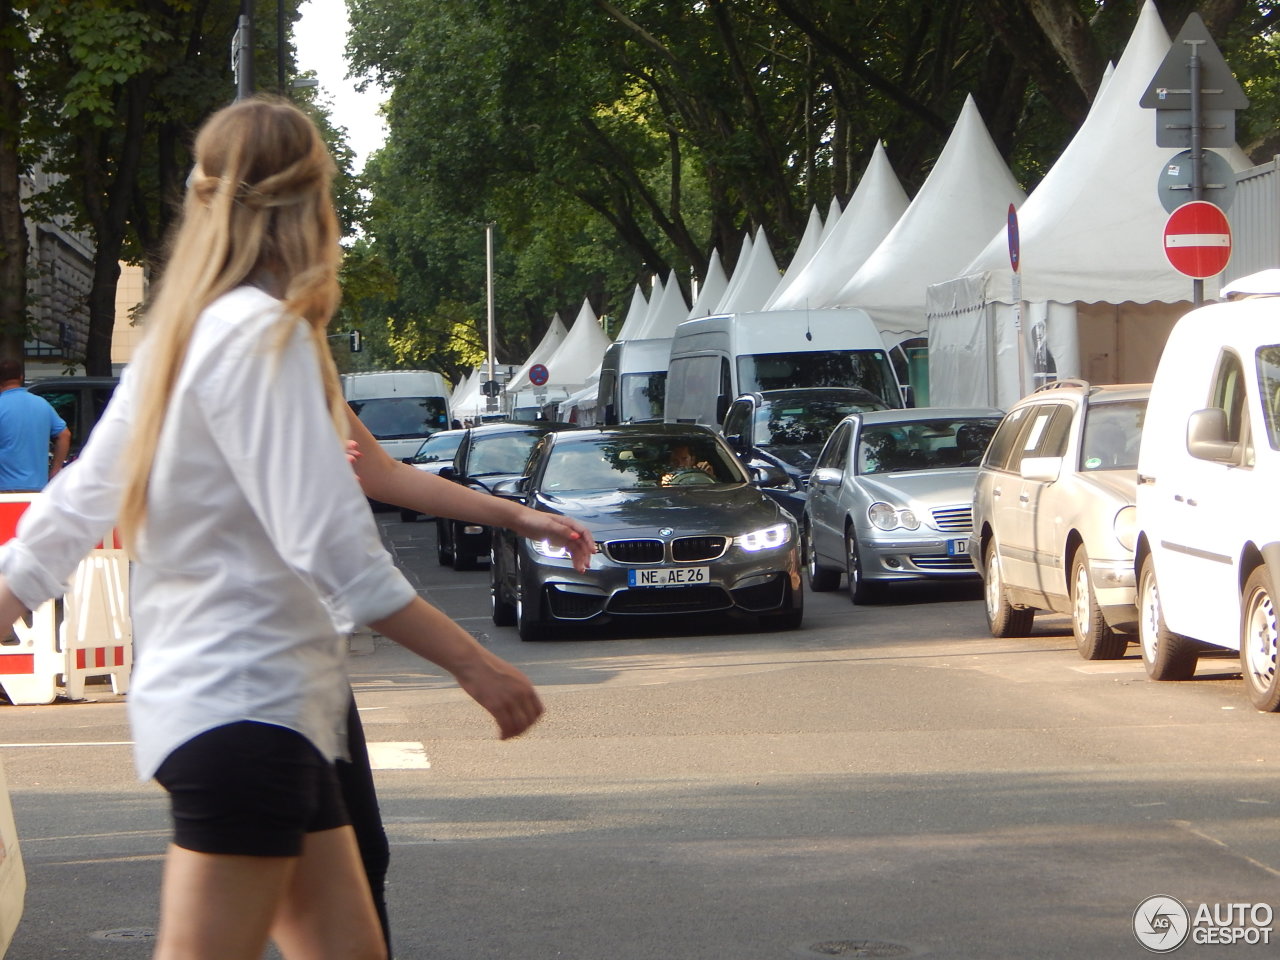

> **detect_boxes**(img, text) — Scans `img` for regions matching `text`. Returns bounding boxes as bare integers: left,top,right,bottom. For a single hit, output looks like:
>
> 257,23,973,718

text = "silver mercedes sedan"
489,423,803,640
803,407,1002,603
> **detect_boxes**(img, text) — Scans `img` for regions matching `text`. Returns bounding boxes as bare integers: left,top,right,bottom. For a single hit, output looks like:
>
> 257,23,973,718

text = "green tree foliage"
346,0,1280,377
3,0,362,373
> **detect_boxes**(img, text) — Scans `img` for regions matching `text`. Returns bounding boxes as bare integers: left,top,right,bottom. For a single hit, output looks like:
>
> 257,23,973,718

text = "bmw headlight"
736,522,793,552
1113,505,1137,553
868,501,920,531
529,538,572,559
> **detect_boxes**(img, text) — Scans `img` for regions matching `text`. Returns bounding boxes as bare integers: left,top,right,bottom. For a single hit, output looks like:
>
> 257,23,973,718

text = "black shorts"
154,721,350,857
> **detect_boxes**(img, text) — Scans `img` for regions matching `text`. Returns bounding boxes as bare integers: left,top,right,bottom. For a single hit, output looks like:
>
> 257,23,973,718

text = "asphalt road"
2,514,1278,959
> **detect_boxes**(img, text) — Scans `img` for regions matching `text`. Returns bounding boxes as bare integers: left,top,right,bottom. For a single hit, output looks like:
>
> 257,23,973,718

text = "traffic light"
349,330,362,353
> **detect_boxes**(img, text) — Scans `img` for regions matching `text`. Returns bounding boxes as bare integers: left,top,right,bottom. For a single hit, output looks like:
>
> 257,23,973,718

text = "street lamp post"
485,223,497,410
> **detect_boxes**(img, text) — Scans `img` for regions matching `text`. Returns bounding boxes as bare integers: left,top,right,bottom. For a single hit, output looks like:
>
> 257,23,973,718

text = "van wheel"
1137,555,1198,681
1071,548,1127,660
804,521,839,592
983,540,1034,637
1240,566,1280,711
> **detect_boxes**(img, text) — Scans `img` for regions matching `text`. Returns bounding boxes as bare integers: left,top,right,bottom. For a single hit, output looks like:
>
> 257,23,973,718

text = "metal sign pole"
1188,40,1205,305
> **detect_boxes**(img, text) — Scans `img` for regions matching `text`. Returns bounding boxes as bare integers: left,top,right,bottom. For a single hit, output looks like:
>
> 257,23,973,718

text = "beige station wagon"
969,380,1150,659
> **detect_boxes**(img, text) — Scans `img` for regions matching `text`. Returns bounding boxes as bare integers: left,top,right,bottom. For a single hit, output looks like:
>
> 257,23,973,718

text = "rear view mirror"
1186,408,1241,463
1019,456,1062,483
750,465,790,488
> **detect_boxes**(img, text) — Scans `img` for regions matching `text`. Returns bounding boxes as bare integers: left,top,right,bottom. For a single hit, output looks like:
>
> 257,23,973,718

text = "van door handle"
1019,493,1030,503
1173,494,1198,506
1137,473,1156,485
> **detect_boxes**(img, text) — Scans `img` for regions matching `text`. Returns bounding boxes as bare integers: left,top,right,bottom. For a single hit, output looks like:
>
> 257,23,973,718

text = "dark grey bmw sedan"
490,423,803,640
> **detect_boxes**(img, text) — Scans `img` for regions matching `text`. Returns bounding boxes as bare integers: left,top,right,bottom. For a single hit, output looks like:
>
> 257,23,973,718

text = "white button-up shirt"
0,286,416,779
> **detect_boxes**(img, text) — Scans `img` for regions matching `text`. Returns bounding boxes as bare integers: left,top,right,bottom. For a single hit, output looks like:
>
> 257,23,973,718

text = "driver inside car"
661,443,716,486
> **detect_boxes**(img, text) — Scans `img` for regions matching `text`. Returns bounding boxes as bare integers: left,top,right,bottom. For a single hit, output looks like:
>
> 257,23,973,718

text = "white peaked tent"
767,142,909,310
451,372,490,422
818,196,843,246
536,298,613,392
687,249,729,319
715,227,780,313
925,0,1253,409
712,232,753,312
766,205,826,308
505,313,568,393
634,270,690,340
611,284,650,341
448,367,481,420
832,97,1026,347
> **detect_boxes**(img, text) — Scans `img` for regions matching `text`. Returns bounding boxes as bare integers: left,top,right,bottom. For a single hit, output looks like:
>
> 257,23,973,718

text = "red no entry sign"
1163,201,1232,279
529,363,549,387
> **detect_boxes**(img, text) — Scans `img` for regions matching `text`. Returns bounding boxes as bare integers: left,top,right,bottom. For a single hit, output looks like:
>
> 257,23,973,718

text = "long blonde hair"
118,96,346,551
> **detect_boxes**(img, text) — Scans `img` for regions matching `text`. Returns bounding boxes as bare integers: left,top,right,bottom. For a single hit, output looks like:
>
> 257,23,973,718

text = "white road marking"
367,741,431,770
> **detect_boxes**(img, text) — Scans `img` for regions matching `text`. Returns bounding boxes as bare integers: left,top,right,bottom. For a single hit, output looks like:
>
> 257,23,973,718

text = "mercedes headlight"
868,501,920,531
1113,505,1137,553
736,522,793,552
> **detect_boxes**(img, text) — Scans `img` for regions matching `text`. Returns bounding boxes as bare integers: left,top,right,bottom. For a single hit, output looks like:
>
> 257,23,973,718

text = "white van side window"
1211,352,1249,444
1257,345,1280,450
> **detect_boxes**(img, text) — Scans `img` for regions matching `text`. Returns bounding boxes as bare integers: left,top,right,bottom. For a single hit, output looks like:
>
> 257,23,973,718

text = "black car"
436,421,577,570
26,376,119,461
399,428,467,522
489,423,802,641
721,387,889,518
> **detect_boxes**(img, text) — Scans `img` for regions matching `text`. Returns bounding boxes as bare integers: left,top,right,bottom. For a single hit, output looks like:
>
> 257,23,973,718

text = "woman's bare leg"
152,845,294,960
271,825,386,960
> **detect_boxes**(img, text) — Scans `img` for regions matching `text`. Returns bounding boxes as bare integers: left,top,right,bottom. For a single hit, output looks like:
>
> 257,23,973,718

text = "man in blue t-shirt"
0,360,71,491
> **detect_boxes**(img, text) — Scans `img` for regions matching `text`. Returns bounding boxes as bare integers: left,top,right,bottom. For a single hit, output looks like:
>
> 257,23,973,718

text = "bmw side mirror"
438,465,456,481
750,465,789,487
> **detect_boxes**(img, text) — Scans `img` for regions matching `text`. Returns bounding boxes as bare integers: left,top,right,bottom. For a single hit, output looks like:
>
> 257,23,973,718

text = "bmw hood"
535,484,791,538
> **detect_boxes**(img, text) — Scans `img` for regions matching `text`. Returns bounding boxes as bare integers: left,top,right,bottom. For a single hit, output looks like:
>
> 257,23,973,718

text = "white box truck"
596,337,673,424
341,370,453,461
663,308,904,427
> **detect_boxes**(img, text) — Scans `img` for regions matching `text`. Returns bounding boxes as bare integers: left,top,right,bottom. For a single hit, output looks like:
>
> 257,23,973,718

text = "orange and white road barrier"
1,493,132,704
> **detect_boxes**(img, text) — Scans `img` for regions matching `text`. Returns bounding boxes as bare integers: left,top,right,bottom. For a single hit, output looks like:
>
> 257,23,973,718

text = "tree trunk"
0,4,27,366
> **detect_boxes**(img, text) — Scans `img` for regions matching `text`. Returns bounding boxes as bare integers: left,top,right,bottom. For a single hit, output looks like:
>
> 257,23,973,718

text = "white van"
596,337,672,424
663,308,904,427
341,370,453,460
1134,272,1280,710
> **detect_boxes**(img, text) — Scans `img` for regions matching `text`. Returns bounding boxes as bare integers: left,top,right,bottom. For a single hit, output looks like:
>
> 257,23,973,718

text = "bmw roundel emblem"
658,527,674,538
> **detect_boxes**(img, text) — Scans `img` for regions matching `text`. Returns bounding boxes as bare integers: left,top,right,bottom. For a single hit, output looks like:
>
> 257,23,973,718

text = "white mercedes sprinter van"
663,308,903,428
341,370,452,460
596,337,672,424
1134,272,1280,710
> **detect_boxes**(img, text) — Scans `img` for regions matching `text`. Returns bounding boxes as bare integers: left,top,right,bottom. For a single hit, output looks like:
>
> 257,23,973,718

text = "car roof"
27,376,120,388
854,406,1004,426
551,422,720,443
1018,379,1151,405
465,420,574,437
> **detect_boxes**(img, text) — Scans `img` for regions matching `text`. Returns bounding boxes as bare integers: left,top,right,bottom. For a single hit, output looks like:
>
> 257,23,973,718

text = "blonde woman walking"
0,97,545,960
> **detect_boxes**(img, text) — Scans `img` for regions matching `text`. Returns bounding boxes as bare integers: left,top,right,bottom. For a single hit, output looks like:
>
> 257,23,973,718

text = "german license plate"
947,538,969,557
628,566,710,587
